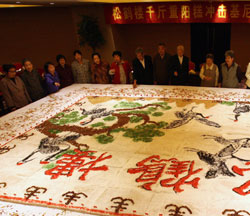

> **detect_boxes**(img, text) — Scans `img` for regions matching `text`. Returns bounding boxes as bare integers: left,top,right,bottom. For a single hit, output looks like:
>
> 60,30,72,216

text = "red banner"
104,1,250,24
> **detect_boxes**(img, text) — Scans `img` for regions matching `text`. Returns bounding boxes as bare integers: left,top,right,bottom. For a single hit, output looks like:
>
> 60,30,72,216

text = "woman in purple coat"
44,62,60,94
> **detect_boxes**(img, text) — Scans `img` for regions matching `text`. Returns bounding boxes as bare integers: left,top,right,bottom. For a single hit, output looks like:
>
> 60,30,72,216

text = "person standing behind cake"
91,52,110,84
245,62,250,89
109,51,132,84
55,54,74,88
44,62,60,94
132,47,154,87
218,50,245,88
71,50,91,83
170,45,189,86
200,54,219,87
0,64,31,111
21,58,47,102
153,43,172,85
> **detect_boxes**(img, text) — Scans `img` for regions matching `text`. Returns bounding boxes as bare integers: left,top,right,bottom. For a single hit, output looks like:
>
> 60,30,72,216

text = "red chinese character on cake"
232,162,250,196
128,155,202,193
161,160,202,193
45,149,112,181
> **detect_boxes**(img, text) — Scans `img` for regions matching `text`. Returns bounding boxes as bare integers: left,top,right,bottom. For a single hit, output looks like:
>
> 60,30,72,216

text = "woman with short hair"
44,62,60,94
91,52,110,84
55,54,74,88
200,54,219,87
109,50,132,84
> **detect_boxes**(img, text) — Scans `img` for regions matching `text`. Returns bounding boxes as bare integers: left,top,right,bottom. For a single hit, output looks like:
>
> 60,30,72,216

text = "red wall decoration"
104,1,250,24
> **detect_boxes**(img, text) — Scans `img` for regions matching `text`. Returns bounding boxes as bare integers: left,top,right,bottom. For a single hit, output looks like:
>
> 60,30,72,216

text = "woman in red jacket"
109,51,132,84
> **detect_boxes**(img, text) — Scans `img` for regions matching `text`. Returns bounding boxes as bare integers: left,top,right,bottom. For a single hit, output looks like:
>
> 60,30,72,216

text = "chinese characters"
127,155,202,193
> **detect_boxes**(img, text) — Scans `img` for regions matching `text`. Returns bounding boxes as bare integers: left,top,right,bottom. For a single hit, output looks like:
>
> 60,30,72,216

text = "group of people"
0,43,249,113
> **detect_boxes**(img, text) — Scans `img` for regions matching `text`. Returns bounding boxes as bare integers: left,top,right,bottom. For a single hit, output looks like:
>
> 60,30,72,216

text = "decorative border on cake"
1,84,250,147
0,194,142,216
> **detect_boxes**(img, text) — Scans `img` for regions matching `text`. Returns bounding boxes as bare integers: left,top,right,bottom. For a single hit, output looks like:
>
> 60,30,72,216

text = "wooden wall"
0,5,249,72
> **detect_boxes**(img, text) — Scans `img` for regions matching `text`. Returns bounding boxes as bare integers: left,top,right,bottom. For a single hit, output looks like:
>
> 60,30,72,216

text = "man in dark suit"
153,43,172,85
132,47,154,87
170,45,189,86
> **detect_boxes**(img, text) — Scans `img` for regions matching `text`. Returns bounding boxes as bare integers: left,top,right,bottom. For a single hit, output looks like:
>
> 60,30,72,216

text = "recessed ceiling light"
16,1,21,3
50,2,55,5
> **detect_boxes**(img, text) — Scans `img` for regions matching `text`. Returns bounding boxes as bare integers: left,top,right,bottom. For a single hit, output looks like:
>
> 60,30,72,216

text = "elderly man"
132,47,154,87
21,59,47,102
153,43,171,85
218,50,245,88
170,45,189,86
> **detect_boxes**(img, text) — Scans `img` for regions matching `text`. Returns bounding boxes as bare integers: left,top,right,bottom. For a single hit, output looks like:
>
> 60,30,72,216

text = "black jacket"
153,53,172,85
132,55,154,85
170,55,189,85
20,69,47,102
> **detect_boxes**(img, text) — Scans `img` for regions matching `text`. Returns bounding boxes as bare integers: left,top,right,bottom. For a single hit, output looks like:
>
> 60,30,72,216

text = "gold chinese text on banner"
104,1,250,24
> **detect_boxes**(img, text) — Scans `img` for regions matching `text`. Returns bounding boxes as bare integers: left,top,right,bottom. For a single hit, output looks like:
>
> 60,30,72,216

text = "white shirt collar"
205,63,214,70
139,58,145,68
178,55,183,64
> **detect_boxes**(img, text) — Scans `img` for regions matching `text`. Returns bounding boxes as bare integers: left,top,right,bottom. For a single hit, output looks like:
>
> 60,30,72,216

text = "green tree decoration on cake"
49,111,87,126
40,101,172,145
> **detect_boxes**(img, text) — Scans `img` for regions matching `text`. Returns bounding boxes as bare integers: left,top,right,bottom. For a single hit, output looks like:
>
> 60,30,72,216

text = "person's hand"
55,82,60,87
109,69,115,75
218,83,222,88
174,71,178,77
133,80,137,89
205,76,212,81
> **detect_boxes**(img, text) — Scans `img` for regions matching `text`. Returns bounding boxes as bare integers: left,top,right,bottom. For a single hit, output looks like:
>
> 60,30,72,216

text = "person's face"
24,61,33,72
59,58,66,67
8,68,16,78
158,45,166,56
48,64,55,75
206,58,213,65
75,53,82,62
177,47,184,57
225,56,234,66
113,55,121,63
136,52,144,61
93,55,101,65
